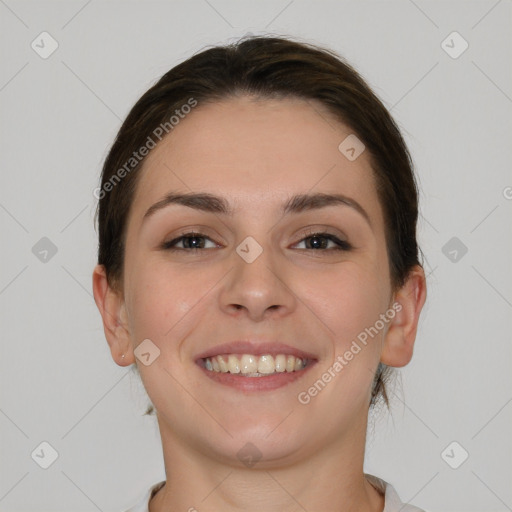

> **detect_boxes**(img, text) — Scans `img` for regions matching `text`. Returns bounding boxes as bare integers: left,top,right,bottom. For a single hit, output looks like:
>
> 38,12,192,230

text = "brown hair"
95,35,423,413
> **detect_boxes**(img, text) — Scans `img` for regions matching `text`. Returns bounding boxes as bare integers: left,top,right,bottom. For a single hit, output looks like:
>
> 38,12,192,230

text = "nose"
219,239,296,322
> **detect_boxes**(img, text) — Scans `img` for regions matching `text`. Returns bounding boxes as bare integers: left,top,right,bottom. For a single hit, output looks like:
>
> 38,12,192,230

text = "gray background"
1,1,511,511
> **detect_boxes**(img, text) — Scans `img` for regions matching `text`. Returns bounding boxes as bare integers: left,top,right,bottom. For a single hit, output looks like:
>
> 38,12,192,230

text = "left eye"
293,233,351,251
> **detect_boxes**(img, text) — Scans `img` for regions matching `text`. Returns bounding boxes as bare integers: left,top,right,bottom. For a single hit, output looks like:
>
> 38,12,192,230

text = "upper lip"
195,341,317,361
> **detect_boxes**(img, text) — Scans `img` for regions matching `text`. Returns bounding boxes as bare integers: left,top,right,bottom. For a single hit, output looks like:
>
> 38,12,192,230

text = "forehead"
130,95,383,225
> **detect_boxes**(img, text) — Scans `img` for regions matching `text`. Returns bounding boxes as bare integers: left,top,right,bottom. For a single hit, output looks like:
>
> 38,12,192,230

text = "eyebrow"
142,192,372,228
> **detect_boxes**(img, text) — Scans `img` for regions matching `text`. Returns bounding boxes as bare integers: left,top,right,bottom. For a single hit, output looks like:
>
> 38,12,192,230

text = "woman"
92,35,427,512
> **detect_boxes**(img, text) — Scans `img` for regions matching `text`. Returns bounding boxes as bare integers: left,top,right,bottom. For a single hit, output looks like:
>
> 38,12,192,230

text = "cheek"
292,268,389,423
300,262,388,405
304,263,388,346
125,256,208,348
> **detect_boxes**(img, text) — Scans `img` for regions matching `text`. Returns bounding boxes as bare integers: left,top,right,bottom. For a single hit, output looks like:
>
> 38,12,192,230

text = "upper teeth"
203,354,306,375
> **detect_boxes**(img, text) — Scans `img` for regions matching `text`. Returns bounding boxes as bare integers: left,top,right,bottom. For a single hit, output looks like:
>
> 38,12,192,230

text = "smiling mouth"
200,354,312,377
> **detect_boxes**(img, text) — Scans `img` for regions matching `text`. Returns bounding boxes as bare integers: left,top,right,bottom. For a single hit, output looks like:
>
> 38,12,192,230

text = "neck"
149,413,384,512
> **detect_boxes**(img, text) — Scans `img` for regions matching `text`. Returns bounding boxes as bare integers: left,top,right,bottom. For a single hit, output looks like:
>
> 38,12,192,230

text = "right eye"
161,232,218,251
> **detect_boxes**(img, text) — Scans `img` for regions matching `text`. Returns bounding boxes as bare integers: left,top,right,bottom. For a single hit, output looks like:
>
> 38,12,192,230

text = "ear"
92,264,135,366
380,265,427,367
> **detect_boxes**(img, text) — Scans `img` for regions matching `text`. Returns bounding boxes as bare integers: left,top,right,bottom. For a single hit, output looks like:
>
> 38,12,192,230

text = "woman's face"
118,96,397,465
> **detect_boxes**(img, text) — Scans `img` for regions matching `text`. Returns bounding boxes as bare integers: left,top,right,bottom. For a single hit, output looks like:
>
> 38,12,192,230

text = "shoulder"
123,481,165,512
365,474,428,512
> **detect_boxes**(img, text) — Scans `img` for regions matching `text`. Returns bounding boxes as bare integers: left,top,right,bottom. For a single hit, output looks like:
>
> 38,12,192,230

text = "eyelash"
161,230,352,252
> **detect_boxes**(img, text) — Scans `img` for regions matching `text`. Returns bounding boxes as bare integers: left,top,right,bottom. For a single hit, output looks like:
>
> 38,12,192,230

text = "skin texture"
93,95,426,512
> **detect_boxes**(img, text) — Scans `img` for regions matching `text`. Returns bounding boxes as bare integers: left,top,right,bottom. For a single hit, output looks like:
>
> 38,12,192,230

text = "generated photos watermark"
93,97,198,200
297,301,402,404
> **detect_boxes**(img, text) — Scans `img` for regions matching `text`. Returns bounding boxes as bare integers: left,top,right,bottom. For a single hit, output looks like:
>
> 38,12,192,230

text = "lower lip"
197,363,316,392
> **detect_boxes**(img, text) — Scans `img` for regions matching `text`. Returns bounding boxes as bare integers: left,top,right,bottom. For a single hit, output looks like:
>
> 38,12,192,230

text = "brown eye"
294,232,352,251
162,233,217,251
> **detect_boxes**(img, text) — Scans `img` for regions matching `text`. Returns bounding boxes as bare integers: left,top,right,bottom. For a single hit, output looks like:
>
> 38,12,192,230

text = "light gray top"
123,474,427,511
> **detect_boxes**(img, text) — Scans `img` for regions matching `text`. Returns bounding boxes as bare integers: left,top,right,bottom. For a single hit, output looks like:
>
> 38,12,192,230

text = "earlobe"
92,265,135,366
380,265,427,368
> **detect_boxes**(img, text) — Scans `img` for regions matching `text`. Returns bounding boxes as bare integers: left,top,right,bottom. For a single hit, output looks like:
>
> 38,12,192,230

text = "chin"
199,416,313,467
